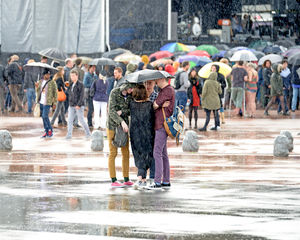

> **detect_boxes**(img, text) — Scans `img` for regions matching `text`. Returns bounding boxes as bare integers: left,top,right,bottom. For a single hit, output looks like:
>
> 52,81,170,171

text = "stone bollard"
280,130,293,152
0,130,13,151
273,135,289,157
91,130,104,151
182,130,199,152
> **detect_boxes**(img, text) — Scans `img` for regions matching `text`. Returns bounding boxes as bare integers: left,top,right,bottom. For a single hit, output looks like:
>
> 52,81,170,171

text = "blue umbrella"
212,51,226,61
177,55,200,63
263,46,283,54
195,57,212,67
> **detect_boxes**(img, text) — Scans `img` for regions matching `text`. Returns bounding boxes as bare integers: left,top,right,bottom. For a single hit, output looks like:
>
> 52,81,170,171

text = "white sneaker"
134,181,147,190
148,178,154,185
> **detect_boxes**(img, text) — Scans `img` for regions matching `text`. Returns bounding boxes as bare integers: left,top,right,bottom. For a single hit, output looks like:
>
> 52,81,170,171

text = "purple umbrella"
282,48,300,58
177,55,200,63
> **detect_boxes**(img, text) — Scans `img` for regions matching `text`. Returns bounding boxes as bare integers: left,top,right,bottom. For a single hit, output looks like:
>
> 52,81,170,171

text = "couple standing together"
107,75,175,189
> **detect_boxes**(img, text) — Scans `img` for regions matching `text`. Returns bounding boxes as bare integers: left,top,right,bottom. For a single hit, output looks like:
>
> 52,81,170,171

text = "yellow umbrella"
198,62,232,78
114,53,141,64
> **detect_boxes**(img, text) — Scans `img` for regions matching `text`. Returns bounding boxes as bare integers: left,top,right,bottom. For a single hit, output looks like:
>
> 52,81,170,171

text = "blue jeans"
291,87,300,111
26,88,36,113
278,89,289,113
66,106,91,138
175,91,188,113
40,104,52,132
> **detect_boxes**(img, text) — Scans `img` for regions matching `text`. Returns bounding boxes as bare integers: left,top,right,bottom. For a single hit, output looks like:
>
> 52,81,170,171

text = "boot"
220,112,225,124
198,127,207,132
194,120,197,129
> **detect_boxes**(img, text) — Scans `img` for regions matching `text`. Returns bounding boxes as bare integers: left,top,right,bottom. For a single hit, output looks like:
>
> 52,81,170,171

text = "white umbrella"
258,54,283,66
230,50,258,62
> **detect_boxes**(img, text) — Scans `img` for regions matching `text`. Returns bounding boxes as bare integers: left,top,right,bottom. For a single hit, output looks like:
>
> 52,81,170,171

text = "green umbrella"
189,61,196,69
196,45,219,56
248,40,272,50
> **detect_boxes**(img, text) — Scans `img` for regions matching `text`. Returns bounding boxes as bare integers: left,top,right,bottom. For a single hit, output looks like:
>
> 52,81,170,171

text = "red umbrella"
149,51,174,60
187,50,210,58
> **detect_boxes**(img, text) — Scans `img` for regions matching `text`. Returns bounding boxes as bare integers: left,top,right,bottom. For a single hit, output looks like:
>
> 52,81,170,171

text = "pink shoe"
111,181,124,188
123,181,134,186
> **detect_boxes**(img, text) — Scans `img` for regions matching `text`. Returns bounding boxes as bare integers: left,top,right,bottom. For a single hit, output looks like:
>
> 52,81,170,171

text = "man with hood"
198,72,222,131
107,82,136,188
264,64,288,116
211,64,227,125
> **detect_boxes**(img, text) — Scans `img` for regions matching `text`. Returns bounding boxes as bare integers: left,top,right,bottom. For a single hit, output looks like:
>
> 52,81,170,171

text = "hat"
164,64,175,76
43,68,51,75
120,82,137,91
141,55,149,65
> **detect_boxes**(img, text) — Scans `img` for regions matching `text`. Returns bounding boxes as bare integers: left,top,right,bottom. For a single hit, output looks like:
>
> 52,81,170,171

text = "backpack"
174,71,183,90
162,105,185,145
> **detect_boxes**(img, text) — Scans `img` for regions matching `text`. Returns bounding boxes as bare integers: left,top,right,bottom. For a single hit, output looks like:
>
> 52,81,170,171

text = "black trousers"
203,108,219,129
188,106,198,125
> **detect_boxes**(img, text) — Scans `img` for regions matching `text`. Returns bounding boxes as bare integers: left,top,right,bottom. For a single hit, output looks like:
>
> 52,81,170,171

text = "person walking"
83,65,96,128
264,64,288,116
291,63,300,112
36,69,57,138
130,85,155,189
65,69,91,139
50,67,67,127
198,72,222,131
231,61,248,116
148,76,175,189
91,73,108,130
174,61,190,113
245,63,258,117
107,83,136,188
187,68,202,129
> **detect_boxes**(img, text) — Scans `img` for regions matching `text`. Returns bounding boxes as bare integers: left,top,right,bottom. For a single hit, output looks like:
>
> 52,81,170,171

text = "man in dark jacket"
83,65,96,127
24,62,39,114
65,69,91,140
7,55,23,112
0,63,6,114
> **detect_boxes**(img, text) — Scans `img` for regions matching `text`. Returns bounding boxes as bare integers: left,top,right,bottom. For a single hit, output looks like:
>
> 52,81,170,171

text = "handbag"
57,90,66,102
33,103,40,118
112,125,128,147
162,105,185,145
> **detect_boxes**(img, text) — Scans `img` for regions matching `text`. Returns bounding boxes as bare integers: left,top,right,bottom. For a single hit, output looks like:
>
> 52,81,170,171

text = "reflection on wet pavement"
0,113,300,239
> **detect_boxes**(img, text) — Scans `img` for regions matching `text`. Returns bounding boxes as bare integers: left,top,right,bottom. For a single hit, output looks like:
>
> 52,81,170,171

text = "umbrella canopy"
198,62,232,78
114,53,141,64
196,45,219,56
212,50,226,61
258,54,283,66
187,50,210,58
224,46,251,59
288,53,300,66
214,44,229,51
282,48,300,58
78,56,93,65
38,48,68,61
88,58,116,66
150,58,173,67
252,50,265,60
23,62,58,75
230,50,258,62
248,40,272,50
160,42,190,52
262,45,286,54
186,45,197,51
177,55,200,63
149,51,173,60
125,69,172,83
102,48,131,59
275,40,295,49
195,57,212,67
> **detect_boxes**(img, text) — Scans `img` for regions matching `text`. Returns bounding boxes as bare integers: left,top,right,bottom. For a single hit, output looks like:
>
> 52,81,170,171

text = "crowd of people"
0,47,300,189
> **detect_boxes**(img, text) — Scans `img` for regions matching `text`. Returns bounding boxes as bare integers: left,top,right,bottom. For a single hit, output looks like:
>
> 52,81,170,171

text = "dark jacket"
68,81,85,107
214,65,226,98
291,65,300,85
262,67,272,87
55,77,65,92
0,64,5,87
187,76,202,105
24,71,39,89
91,78,109,102
7,61,23,85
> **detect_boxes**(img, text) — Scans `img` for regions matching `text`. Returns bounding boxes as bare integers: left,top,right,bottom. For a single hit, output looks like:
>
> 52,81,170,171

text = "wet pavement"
0,110,300,240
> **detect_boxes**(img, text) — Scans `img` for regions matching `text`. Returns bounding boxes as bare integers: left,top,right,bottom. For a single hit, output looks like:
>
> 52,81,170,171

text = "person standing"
279,59,291,114
91,73,108,130
130,85,155,189
0,63,6,114
231,61,248,116
198,72,222,131
63,58,74,115
148,76,175,189
107,83,136,188
50,67,67,127
175,61,190,113
291,63,300,112
245,63,258,117
83,65,96,128
7,55,23,112
73,58,85,82
23,59,38,114
107,67,124,95
187,68,202,129
264,64,288,116
36,69,57,138
65,70,91,139
262,60,272,108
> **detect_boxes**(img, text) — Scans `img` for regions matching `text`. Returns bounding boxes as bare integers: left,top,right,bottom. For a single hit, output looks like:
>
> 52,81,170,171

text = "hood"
272,63,282,74
207,72,218,81
213,64,220,72
126,63,137,74
120,82,136,92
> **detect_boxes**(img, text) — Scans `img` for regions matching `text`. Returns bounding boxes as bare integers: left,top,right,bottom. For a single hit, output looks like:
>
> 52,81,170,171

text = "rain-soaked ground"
0,110,300,240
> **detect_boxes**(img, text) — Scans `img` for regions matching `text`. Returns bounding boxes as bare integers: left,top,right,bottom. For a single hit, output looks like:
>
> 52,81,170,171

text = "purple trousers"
154,128,170,183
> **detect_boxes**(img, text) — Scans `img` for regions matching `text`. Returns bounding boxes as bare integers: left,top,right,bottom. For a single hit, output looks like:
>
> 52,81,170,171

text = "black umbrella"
23,62,58,75
215,44,229,51
38,48,68,61
275,40,295,49
88,58,117,66
102,48,131,59
125,70,172,84
288,53,300,66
